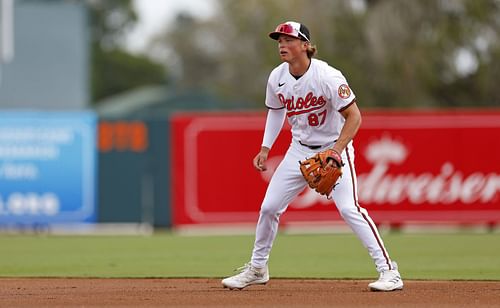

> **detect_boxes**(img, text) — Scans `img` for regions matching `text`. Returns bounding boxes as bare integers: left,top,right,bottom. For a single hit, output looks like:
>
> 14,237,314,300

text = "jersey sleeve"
262,108,286,149
264,72,285,109
324,71,356,112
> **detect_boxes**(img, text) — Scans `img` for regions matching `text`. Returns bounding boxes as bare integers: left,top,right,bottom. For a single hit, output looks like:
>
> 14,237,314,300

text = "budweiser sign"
172,111,500,226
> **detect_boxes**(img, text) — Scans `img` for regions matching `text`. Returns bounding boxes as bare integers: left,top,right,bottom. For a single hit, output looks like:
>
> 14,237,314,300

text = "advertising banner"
171,111,500,227
0,112,97,225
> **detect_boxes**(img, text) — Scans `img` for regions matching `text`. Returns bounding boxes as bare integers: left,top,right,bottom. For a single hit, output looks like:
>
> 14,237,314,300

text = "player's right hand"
253,147,270,171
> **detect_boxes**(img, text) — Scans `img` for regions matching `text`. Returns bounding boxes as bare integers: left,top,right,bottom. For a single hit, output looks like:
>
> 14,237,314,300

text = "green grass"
0,232,499,280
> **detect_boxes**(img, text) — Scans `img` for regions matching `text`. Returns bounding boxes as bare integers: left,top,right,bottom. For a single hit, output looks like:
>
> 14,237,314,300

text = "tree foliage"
87,0,167,103
91,47,166,102
154,0,500,108
87,0,137,49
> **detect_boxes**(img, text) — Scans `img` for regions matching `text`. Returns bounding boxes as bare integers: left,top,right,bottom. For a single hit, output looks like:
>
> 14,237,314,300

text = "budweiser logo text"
279,92,326,116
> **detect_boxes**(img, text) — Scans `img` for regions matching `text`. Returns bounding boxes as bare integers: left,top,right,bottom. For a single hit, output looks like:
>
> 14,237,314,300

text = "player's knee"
259,198,282,218
259,204,278,218
338,206,357,219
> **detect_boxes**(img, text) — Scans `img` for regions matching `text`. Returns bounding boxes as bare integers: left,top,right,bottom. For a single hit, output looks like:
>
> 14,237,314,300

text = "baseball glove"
299,149,343,198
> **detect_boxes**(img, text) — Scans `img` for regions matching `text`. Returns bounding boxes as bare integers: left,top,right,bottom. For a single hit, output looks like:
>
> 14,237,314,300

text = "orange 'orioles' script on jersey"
279,92,327,117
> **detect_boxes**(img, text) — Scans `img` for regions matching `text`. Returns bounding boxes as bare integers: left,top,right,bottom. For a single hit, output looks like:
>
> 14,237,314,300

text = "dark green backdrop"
97,118,171,227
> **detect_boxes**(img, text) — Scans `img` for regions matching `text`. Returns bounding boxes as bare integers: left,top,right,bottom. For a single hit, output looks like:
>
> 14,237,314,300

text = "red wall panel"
171,110,500,227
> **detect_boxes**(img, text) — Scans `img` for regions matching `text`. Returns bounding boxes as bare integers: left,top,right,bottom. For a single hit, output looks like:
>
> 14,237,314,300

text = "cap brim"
269,31,300,40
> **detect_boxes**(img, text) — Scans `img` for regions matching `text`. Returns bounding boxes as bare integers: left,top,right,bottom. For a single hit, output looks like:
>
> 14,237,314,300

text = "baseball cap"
269,21,310,41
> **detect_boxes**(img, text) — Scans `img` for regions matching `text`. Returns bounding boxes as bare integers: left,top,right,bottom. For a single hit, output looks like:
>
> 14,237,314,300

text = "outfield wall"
97,118,171,228
0,113,171,231
171,110,500,228
1,110,499,231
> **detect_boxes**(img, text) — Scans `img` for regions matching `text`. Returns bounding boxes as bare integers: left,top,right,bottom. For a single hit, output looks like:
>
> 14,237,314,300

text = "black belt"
299,141,322,150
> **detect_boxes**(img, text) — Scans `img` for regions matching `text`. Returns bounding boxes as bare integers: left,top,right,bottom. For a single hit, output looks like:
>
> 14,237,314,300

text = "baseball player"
221,21,403,291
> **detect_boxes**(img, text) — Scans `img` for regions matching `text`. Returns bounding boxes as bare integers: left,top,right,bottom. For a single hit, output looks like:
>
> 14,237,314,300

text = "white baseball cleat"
221,263,269,290
369,261,404,292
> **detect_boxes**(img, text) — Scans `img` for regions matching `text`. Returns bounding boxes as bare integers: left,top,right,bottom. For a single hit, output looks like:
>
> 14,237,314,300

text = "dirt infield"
0,278,499,307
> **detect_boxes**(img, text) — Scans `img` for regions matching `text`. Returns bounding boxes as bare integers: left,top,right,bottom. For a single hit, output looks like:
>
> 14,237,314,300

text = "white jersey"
265,58,356,146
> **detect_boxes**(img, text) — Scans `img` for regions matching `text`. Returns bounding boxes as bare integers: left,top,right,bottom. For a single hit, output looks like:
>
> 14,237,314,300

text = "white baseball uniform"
251,58,395,273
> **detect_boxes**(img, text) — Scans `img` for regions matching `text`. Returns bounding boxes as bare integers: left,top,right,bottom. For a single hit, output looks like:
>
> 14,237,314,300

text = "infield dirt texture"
1,278,499,307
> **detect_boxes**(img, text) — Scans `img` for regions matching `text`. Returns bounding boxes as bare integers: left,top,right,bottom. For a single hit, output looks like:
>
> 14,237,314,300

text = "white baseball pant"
251,139,394,273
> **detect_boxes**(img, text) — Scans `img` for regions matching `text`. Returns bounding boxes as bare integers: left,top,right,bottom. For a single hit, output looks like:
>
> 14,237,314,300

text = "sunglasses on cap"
270,22,310,42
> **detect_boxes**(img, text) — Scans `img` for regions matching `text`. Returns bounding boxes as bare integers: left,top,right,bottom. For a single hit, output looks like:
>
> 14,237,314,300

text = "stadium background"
0,1,499,306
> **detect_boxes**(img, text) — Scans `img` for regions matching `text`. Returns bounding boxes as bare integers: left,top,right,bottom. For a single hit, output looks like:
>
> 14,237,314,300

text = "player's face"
277,35,307,63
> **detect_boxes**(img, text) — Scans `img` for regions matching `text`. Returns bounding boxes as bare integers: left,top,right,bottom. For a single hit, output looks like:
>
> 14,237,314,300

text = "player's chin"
279,52,288,60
